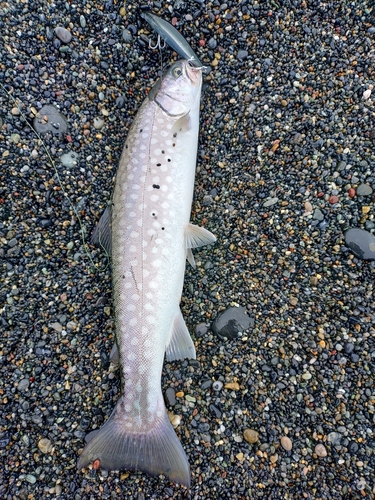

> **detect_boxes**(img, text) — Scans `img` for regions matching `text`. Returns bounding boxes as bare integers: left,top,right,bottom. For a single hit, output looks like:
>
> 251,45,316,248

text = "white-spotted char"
78,60,216,486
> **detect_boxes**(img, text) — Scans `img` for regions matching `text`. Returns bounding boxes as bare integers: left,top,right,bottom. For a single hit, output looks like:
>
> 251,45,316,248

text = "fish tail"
77,396,190,487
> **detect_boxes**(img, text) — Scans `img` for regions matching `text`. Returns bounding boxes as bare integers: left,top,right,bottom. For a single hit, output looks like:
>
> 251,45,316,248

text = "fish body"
78,61,215,486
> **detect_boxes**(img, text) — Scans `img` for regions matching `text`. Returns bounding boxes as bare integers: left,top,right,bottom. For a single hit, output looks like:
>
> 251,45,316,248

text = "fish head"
149,60,202,118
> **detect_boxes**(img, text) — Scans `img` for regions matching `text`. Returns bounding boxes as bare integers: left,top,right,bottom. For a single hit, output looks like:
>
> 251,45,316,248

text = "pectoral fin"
166,309,196,361
91,205,112,255
185,223,216,249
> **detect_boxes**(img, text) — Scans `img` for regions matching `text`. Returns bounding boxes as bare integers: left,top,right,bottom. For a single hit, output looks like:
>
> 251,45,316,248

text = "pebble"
243,429,259,444
60,151,79,167
55,27,72,43
263,197,279,207
33,105,68,136
345,228,375,260
356,184,372,196
280,436,293,451
212,381,223,391
38,438,53,454
164,387,176,406
212,306,253,340
93,117,105,130
17,378,30,391
315,444,327,457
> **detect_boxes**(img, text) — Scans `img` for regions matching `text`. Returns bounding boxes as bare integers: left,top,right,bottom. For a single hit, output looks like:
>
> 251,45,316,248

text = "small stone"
329,195,339,204
165,387,176,406
280,436,293,451
25,474,37,484
236,452,244,461
304,201,313,212
212,381,223,391
315,444,327,457
289,297,298,306
55,27,72,43
244,429,259,444
50,322,62,332
348,188,356,198
345,228,375,260
361,206,371,214
224,382,240,391
327,432,341,445
263,197,279,207
237,49,248,60
11,107,20,116
270,454,278,463
168,412,181,428
313,209,324,221
93,117,105,130
17,378,30,391
212,306,253,340
302,372,312,380
356,184,372,196
38,438,53,454
80,15,86,28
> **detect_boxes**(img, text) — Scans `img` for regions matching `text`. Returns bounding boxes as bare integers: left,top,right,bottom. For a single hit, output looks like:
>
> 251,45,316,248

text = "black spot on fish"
173,133,177,138
156,163,161,167
125,145,128,149
152,184,160,189
140,129,143,133
167,158,171,162
161,227,165,230
161,150,165,154
152,212,156,216
172,143,176,147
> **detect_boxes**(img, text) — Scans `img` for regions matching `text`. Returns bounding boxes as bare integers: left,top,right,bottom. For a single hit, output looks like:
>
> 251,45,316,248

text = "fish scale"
78,60,216,486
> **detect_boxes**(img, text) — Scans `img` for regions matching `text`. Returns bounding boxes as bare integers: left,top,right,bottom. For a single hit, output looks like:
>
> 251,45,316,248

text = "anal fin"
166,309,196,361
91,205,112,255
185,223,216,249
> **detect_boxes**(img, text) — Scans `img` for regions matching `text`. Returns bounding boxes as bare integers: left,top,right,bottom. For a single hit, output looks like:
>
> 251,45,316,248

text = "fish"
77,60,216,486
142,12,203,68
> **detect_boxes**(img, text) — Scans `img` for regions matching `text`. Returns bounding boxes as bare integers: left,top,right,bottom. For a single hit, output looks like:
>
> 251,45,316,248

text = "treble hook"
149,34,166,50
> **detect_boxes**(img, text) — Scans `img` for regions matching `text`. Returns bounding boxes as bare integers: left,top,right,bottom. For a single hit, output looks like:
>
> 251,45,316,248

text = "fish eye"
171,66,183,78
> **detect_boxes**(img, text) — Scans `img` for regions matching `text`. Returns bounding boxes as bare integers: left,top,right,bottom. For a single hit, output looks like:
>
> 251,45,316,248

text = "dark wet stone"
195,322,209,337
100,350,110,370
209,404,222,418
115,96,126,108
237,49,248,60
39,219,52,228
122,29,133,42
201,379,212,390
212,306,254,340
344,343,354,354
55,27,72,43
0,433,10,449
351,353,360,363
345,228,375,260
33,105,68,137
164,387,176,406
348,441,359,453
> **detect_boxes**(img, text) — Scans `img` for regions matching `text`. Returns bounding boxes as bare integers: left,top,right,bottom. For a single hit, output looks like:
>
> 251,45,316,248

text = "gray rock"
356,184,373,196
55,27,72,43
345,228,375,260
212,306,254,340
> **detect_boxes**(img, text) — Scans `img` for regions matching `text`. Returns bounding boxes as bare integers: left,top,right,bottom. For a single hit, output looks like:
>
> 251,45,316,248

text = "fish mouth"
185,60,204,84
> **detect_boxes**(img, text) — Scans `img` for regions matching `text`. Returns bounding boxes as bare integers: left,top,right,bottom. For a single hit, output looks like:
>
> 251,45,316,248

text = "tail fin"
77,397,190,487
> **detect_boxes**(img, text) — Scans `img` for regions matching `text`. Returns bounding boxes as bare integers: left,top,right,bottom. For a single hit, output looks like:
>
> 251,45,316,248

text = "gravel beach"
1,1,375,499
